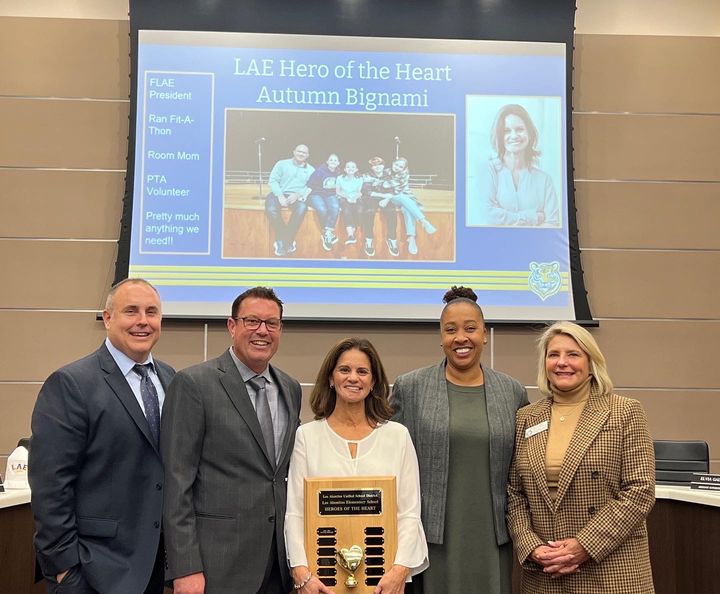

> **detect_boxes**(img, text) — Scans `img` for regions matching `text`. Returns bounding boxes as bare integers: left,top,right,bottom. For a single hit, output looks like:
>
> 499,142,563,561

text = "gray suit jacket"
391,361,528,545
161,350,302,594
29,344,175,594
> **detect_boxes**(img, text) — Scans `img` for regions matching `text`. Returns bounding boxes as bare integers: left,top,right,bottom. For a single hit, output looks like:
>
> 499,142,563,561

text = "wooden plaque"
304,476,397,593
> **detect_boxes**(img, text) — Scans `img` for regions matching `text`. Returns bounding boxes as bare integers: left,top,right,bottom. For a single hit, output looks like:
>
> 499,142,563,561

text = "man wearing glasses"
161,287,302,594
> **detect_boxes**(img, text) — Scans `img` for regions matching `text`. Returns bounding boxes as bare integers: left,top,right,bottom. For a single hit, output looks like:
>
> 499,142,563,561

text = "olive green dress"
420,382,512,594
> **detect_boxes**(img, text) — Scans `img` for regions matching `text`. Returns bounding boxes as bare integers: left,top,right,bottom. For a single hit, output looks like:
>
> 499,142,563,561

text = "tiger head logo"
528,261,562,301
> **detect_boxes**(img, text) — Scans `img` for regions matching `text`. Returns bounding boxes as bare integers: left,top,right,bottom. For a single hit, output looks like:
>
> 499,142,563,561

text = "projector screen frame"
117,0,593,326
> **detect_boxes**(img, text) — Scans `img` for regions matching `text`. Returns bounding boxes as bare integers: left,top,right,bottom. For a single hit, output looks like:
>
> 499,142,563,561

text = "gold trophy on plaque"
305,476,397,593
337,545,364,588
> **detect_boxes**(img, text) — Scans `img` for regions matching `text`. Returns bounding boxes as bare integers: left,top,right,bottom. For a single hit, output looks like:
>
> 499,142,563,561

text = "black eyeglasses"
233,316,283,332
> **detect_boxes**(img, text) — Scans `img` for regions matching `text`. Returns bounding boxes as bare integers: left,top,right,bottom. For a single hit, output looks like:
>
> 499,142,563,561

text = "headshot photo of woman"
466,100,561,227
392,286,528,594
507,321,655,594
285,337,428,594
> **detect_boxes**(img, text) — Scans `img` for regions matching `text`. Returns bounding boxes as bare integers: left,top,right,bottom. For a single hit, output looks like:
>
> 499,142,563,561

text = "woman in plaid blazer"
507,321,655,593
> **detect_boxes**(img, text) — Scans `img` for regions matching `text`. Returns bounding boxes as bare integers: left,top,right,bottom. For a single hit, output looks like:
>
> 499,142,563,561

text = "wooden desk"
0,489,43,594
649,486,720,594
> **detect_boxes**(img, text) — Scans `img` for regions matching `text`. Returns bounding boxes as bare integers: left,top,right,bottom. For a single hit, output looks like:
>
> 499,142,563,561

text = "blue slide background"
129,34,571,317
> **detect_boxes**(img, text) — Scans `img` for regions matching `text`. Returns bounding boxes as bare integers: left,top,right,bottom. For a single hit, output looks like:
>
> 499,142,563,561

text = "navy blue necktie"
133,363,160,446
248,376,275,464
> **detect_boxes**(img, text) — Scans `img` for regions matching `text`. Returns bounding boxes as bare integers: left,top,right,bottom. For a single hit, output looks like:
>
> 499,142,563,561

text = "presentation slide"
129,30,573,321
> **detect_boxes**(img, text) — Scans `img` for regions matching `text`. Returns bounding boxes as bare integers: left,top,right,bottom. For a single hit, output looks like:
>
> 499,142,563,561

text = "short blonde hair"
536,321,613,397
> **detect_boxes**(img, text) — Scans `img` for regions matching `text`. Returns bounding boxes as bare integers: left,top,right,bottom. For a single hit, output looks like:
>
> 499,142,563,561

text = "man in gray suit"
29,278,174,594
161,287,302,594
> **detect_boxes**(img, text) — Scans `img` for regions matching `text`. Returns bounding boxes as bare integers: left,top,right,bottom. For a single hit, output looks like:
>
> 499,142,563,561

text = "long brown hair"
310,337,392,424
491,103,541,166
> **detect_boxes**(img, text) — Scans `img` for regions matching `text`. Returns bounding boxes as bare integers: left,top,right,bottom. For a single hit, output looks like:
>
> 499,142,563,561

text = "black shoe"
273,240,285,256
364,239,375,257
386,238,399,257
287,241,297,254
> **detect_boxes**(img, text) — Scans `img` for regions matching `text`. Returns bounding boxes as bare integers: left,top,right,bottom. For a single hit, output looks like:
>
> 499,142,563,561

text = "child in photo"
307,153,342,251
336,161,364,248
381,157,437,255
361,156,399,258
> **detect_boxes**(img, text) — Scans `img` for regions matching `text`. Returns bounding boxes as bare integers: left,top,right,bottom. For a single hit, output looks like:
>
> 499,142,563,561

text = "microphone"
394,136,401,143
255,137,266,143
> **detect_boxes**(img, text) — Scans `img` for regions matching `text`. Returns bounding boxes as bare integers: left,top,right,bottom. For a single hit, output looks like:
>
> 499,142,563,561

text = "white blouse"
284,419,428,575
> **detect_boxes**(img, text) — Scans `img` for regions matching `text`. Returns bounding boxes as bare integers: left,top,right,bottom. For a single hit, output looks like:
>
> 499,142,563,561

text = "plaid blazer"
507,391,656,594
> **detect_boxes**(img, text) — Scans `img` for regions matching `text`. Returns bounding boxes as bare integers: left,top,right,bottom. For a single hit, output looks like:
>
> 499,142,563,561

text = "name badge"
525,420,548,438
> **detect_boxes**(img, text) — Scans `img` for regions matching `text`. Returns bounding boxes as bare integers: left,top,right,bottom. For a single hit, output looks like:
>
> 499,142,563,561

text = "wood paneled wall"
0,17,718,471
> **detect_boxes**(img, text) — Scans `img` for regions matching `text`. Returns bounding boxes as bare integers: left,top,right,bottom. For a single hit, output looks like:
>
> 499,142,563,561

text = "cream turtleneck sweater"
545,376,592,501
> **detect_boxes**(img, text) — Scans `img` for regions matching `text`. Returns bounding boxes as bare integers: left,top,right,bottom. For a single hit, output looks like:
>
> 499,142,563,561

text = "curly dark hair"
441,286,484,320
310,337,393,424
442,285,478,304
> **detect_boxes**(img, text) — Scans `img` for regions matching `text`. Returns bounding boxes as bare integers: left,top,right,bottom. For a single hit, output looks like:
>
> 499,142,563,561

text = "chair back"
654,440,709,485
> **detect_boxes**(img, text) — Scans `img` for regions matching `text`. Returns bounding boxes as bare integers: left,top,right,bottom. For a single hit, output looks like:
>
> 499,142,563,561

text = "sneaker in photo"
421,219,437,234
386,238,399,257
407,236,418,255
321,231,332,252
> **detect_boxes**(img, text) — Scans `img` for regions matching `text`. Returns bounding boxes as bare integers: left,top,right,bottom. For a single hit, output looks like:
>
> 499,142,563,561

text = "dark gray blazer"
161,350,302,594
29,344,175,594
391,361,528,545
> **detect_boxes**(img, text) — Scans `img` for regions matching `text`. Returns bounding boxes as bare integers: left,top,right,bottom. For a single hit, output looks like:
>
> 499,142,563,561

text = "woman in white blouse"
285,337,428,594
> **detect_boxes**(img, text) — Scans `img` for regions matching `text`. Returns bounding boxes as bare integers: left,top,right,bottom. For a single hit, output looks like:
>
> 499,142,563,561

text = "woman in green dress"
392,286,528,593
